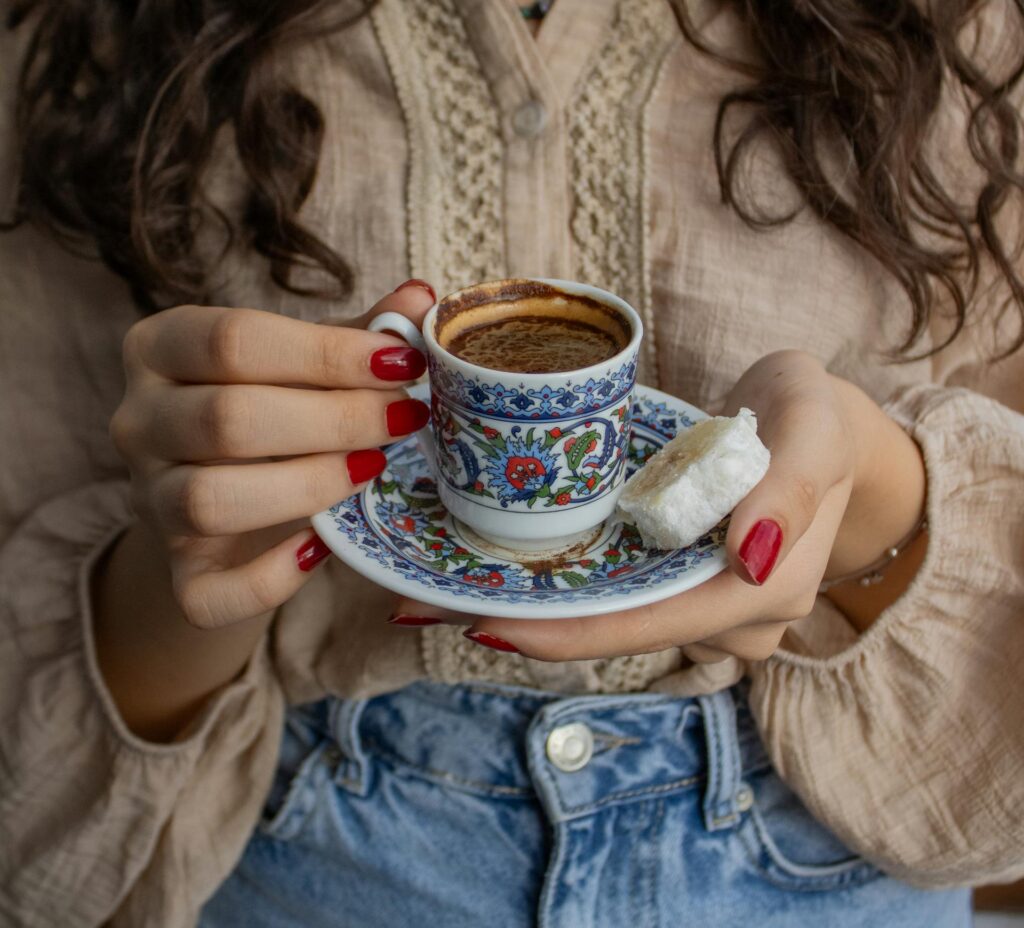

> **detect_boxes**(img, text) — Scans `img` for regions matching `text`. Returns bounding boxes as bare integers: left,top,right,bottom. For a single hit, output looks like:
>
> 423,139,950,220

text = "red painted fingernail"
463,630,520,653
370,346,427,382
393,278,437,303
347,448,387,485
296,533,331,572
387,398,431,436
739,519,783,585
388,614,443,626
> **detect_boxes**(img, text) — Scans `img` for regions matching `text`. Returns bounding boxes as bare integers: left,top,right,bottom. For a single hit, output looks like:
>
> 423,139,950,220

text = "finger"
726,392,850,587
340,278,437,332
689,622,789,663
171,527,333,629
133,292,431,387
386,596,473,627
465,570,757,662
681,642,733,664
149,450,386,537
127,382,428,461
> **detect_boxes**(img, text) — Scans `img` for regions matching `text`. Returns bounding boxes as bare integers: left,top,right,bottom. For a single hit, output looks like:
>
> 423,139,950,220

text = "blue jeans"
201,681,969,927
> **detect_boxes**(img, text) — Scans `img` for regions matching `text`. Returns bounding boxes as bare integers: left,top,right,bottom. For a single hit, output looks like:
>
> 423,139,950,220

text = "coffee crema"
447,316,619,373
435,281,631,374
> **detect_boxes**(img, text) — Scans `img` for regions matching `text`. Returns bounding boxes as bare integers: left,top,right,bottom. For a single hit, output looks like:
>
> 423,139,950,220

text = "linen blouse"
1,0,1023,925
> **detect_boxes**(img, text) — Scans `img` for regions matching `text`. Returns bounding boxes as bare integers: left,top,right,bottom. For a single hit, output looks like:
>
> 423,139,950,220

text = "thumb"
725,409,848,586
360,278,438,332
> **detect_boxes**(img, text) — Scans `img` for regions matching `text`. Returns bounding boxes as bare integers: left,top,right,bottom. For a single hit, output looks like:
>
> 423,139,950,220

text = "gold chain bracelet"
818,513,928,593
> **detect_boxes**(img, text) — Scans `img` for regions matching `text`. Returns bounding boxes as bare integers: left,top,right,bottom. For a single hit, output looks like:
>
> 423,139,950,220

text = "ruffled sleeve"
0,481,284,927
748,382,1024,888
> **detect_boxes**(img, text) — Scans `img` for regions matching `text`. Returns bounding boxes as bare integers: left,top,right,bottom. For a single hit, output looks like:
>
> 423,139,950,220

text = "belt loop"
328,697,370,797
697,688,744,832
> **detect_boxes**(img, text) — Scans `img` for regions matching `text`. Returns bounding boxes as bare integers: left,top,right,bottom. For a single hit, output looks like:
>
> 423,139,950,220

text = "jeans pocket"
259,702,333,842
738,766,882,893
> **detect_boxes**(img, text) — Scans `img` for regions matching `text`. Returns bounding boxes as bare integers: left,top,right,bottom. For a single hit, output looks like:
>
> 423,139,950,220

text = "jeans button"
545,722,594,772
735,783,754,812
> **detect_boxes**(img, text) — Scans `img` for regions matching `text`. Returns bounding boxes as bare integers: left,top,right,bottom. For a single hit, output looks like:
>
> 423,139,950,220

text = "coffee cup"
370,278,643,554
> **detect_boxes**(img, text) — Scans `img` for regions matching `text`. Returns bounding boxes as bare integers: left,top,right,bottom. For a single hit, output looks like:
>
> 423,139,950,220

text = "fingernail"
387,398,431,436
393,278,437,303
463,629,520,653
739,519,783,585
296,533,332,572
388,614,443,627
347,448,387,485
370,346,427,382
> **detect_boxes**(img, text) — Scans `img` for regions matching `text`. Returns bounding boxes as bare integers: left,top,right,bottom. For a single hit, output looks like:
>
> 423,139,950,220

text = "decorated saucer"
311,383,728,619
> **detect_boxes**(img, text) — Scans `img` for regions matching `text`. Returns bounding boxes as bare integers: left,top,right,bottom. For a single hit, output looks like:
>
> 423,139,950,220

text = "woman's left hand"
392,350,926,664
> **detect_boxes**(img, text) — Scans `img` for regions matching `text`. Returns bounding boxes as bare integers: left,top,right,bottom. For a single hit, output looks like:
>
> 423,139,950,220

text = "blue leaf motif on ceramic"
483,383,518,412
572,377,604,408
525,385,577,417
632,398,696,438
482,435,560,505
427,357,637,420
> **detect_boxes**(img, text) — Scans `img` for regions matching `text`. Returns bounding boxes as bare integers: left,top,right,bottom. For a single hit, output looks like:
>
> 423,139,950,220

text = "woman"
1,0,1022,925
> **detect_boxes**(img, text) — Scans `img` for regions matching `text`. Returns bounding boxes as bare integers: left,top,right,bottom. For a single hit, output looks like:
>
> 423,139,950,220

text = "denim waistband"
292,681,770,831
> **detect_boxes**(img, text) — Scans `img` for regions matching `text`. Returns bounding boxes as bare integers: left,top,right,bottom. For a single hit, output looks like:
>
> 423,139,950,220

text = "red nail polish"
387,398,431,436
296,533,332,572
388,615,443,627
463,630,520,653
370,346,427,382
393,278,437,303
347,448,387,485
739,520,783,585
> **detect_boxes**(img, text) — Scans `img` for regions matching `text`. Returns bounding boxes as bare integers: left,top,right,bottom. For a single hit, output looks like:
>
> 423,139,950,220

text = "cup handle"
368,311,428,353
367,312,437,477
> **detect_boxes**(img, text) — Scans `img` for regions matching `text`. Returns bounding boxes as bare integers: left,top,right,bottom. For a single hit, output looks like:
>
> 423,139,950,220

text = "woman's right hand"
109,281,436,630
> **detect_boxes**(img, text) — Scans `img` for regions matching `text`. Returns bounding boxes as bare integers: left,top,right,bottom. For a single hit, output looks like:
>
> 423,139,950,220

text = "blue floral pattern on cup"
427,356,637,421
428,351,637,512
433,398,632,511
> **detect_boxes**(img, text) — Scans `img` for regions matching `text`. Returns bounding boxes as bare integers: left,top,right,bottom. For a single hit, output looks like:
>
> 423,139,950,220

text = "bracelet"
818,513,928,592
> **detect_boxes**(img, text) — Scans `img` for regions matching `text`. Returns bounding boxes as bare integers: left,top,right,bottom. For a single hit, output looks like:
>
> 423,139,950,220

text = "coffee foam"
435,280,631,360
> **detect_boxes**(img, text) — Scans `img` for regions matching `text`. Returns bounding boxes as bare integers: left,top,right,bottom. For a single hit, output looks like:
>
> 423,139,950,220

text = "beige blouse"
1,0,1023,925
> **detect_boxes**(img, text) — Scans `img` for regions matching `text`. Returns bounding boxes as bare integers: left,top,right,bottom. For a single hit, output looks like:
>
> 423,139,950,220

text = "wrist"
92,522,272,742
827,377,927,580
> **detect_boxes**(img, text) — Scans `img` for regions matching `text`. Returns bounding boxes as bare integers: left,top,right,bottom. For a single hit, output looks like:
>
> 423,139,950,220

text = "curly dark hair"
6,0,1024,356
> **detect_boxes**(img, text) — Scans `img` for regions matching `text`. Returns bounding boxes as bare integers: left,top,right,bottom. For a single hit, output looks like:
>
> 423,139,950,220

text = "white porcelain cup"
370,278,643,553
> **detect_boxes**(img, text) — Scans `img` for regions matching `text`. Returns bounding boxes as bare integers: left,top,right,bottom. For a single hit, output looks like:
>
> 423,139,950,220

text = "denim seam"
544,694,679,720
362,736,534,797
547,772,704,818
537,818,568,928
705,698,729,826
258,741,328,841
739,805,880,892
700,691,743,831
645,798,667,923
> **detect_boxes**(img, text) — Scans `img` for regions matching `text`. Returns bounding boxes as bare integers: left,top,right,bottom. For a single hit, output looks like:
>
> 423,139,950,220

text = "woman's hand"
109,281,436,630
394,350,926,663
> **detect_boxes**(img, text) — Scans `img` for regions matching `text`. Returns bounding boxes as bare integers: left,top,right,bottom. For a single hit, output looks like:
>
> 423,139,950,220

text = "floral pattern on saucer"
313,386,726,619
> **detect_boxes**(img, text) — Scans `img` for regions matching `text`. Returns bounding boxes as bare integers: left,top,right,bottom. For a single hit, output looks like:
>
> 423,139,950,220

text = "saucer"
311,384,728,619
